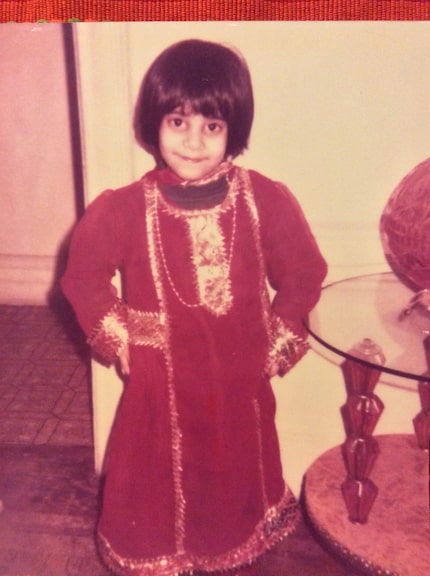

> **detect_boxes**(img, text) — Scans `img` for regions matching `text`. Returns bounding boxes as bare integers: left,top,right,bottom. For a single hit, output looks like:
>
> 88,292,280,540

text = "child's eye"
169,117,184,128
206,121,225,133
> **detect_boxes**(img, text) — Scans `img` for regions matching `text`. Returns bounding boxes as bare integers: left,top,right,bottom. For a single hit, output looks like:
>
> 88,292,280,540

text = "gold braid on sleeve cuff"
87,302,128,365
266,314,310,377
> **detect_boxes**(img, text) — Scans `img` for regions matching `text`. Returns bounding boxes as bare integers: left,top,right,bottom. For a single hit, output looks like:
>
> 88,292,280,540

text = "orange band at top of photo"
1,0,429,22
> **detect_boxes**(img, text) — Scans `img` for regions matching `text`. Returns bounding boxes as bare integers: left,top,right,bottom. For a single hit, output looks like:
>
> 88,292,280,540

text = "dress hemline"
97,488,300,576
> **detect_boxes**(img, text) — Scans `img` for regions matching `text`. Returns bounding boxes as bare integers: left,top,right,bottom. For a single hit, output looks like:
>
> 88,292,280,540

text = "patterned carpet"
0,304,361,576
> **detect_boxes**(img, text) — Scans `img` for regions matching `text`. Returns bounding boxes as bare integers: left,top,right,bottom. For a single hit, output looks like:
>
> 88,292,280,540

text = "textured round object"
380,158,430,291
304,434,430,576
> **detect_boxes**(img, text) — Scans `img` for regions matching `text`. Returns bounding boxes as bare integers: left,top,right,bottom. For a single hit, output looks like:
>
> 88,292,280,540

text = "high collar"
154,160,233,189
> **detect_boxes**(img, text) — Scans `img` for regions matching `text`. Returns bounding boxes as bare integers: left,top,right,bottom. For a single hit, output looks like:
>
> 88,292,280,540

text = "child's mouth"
179,155,205,163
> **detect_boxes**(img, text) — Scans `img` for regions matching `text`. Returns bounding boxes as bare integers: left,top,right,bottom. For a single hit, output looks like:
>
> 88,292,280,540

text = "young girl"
62,39,327,576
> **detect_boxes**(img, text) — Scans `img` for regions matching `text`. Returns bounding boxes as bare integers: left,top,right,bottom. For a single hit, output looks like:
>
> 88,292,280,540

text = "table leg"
413,335,430,450
340,338,385,523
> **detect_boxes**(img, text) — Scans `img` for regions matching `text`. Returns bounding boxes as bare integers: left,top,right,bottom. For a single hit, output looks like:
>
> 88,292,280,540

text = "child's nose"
184,128,204,151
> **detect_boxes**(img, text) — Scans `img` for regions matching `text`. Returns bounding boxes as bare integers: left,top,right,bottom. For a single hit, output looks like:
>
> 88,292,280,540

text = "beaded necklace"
153,174,238,313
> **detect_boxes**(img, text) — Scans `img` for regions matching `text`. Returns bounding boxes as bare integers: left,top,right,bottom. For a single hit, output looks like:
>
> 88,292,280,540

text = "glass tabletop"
305,272,430,383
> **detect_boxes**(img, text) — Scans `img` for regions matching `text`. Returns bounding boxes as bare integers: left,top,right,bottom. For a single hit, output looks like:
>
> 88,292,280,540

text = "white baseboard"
0,254,57,305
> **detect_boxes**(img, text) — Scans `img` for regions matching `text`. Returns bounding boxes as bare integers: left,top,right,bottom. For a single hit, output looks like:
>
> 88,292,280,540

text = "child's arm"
251,171,328,375
61,190,129,366
264,183,327,333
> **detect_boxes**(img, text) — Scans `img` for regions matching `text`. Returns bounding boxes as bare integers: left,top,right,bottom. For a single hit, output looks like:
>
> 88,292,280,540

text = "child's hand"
267,361,280,378
118,346,130,376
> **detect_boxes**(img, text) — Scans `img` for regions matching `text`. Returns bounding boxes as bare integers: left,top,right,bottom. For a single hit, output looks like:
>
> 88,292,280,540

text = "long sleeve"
61,189,129,363
250,170,327,374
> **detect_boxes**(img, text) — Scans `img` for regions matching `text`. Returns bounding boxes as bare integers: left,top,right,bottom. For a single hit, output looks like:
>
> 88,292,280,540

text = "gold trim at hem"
97,489,299,576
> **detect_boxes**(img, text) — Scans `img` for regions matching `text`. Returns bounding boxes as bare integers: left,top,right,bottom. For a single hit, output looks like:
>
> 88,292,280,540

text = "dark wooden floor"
0,304,363,575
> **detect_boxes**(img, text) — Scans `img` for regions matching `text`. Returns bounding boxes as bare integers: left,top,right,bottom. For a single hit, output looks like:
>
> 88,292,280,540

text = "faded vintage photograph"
0,21,429,576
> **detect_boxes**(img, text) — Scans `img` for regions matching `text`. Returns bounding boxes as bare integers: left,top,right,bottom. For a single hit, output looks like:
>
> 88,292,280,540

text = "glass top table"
305,272,430,383
303,272,430,575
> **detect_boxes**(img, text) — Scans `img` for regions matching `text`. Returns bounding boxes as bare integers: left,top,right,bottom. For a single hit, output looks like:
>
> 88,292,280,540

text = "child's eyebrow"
169,107,186,115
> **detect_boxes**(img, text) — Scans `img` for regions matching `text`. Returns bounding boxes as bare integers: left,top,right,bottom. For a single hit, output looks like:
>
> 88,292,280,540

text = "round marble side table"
303,434,429,576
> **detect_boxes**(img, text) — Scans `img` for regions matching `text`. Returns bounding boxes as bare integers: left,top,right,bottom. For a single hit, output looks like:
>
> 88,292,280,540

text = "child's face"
159,106,228,181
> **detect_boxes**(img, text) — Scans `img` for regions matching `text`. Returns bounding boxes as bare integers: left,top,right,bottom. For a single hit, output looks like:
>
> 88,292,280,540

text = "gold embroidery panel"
186,212,233,316
154,167,240,316
127,308,166,349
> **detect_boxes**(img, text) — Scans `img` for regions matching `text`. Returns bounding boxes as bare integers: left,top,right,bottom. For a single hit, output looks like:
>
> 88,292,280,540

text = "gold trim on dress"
127,308,166,349
145,176,187,554
153,168,239,316
266,314,310,377
97,489,299,576
87,301,128,363
186,210,235,315
97,167,302,575
88,304,167,363
239,170,274,360
253,398,269,512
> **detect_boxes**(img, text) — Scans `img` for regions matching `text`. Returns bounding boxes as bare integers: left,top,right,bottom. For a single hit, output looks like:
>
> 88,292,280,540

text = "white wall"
125,21,430,283
0,24,77,304
74,22,429,487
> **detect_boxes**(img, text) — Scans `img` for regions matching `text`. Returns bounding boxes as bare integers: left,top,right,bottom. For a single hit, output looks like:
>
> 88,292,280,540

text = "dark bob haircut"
133,39,254,159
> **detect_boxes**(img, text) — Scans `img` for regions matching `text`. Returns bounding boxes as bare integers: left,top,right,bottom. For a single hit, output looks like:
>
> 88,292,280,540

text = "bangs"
160,85,230,122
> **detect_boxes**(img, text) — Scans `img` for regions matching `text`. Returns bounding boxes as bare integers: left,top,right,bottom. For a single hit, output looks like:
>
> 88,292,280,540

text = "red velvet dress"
61,164,327,576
